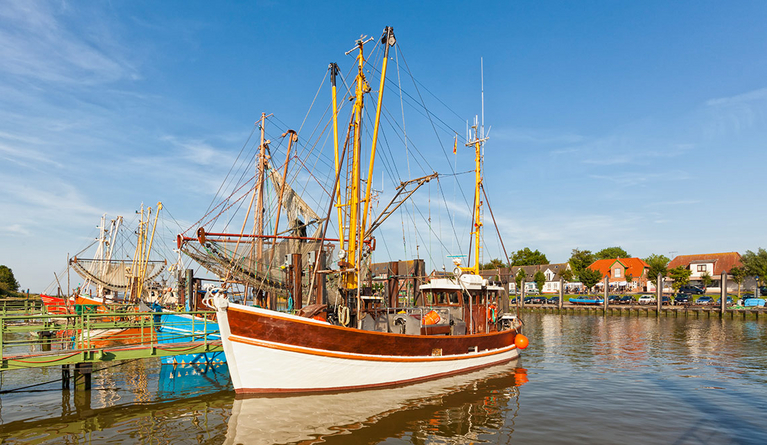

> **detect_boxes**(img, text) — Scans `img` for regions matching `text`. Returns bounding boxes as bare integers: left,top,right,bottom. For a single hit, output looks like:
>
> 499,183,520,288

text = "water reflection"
224,361,527,444
0,362,232,444
4,315,767,443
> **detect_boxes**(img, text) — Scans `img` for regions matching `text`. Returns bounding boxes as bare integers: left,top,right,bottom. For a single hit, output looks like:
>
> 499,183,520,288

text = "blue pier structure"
154,302,226,365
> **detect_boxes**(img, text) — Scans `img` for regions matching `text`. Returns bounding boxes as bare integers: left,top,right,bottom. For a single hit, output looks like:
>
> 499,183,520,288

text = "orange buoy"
423,310,441,325
515,334,529,349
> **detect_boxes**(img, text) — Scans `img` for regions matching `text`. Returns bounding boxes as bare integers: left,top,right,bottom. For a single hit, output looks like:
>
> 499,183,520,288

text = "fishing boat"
43,205,183,346
206,27,527,394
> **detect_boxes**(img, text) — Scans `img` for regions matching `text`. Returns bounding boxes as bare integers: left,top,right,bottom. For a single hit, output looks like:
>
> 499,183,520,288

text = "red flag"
453,136,457,154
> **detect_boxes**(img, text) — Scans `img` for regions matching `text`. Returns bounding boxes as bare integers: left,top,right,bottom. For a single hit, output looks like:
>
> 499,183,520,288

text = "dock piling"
74,362,92,390
61,364,70,389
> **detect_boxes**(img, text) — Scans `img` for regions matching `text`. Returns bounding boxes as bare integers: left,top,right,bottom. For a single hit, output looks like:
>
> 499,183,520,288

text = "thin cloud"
706,88,767,107
0,142,62,168
0,1,137,85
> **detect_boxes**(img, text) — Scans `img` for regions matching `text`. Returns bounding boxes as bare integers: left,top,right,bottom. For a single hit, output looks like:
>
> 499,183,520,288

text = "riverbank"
518,304,767,320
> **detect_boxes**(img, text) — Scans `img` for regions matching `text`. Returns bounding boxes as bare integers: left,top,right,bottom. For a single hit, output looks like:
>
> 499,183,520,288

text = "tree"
700,272,713,291
481,258,507,270
533,271,546,293
644,254,670,286
625,273,634,289
568,249,595,278
579,268,603,292
741,248,767,287
0,265,19,292
668,266,691,293
595,246,630,260
510,247,548,266
515,268,526,292
730,266,748,299
560,269,574,283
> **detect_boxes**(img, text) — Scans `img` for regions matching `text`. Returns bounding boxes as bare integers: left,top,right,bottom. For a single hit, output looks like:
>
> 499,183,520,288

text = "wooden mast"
255,113,268,277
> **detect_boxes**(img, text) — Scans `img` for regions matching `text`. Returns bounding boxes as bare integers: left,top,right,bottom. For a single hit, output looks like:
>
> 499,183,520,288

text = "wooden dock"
518,304,766,320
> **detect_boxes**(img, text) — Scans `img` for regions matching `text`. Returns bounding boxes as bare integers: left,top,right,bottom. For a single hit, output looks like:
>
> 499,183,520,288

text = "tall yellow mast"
340,28,395,291
343,37,369,290
472,136,482,275
464,118,486,276
360,27,396,257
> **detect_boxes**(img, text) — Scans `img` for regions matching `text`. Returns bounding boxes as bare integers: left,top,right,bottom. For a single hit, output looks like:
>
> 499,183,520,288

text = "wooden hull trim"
227,304,517,358
228,304,509,340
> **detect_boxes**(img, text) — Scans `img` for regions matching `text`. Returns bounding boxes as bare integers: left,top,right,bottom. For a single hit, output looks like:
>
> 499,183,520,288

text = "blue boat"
743,296,766,307
568,296,604,305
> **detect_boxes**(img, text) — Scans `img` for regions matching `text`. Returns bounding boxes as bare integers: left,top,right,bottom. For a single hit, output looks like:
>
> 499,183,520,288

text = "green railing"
0,309,221,370
0,298,46,316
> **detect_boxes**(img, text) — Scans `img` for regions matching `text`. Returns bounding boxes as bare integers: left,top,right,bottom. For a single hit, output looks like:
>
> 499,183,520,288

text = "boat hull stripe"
233,356,518,394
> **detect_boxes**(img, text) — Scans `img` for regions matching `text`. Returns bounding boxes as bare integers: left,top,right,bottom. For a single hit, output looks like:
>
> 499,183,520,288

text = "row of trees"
481,246,631,270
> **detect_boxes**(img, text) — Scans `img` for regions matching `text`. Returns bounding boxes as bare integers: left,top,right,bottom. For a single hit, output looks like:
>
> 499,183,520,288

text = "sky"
2,1,767,292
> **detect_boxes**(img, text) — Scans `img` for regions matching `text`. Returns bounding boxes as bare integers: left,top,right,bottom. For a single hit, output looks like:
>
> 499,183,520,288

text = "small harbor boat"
568,296,605,305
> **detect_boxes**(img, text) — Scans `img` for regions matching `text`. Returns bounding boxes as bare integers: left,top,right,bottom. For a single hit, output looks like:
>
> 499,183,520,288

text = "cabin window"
449,292,459,305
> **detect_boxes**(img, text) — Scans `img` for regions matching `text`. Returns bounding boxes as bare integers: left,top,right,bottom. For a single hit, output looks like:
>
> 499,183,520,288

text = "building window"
697,265,706,272
614,268,621,278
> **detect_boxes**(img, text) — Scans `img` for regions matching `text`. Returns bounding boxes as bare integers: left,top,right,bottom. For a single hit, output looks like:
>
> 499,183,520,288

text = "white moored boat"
212,283,521,393
199,26,527,394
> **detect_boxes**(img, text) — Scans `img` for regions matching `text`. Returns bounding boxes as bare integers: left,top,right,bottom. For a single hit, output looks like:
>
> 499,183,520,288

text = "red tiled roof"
667,252,742,275
589,258,649,280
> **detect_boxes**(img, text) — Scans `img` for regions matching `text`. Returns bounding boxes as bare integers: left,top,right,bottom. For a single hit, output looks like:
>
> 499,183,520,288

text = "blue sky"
2,1,767,292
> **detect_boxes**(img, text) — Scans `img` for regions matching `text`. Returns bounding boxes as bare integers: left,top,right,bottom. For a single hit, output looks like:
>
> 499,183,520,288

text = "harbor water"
1,313,767,444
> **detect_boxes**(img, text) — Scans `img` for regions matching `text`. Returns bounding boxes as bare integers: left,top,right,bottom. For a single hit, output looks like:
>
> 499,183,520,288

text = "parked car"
529,295,547,304
716,296,734,306
696,296,714,305
510,297,517,304
662,296,671,305
617,295,636,304
526,288,540,295
607,295,621,304
547,296,560,305
637,294,656,305
679,285,705,295
674,293,692,305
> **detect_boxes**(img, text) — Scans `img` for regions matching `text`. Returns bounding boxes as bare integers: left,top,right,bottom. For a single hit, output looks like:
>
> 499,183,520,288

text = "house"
483,263,573,294
667,252,743,292
588,258,650,291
